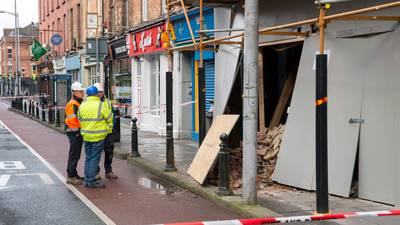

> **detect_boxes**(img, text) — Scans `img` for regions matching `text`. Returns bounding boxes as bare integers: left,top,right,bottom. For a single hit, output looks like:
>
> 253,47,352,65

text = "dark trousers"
67,132,83,178
97,133,114,174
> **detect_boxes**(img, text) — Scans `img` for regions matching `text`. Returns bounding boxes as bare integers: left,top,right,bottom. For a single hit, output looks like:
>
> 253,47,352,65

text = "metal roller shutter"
204,60,215,111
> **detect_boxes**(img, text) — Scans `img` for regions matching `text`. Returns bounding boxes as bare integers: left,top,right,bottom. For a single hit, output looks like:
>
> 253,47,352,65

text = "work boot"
66,177,83,185
76,175,84,180
85,181,106,188
105,172,118,179
95,174,102,180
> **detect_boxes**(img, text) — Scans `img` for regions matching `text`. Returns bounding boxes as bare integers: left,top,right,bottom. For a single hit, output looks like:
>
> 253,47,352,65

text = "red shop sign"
128,23,166,57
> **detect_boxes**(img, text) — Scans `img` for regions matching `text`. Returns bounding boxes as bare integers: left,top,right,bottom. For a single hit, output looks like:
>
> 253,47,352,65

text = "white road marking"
0,120,116,225
0,174,11,186
0,161,26,170
0,101,9,107
15,173,56,185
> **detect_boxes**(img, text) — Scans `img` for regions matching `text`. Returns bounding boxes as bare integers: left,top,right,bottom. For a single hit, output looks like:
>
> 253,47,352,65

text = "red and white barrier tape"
0,95,47,99
11,97,196,114
155,209,400,225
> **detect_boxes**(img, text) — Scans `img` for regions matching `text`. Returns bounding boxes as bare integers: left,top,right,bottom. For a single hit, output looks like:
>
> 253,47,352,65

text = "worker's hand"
75,132,82,138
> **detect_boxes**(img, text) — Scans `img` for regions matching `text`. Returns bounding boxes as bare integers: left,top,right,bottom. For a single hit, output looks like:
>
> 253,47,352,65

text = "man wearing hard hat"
78,85,113,188
94,83,118,180
65,81,85,185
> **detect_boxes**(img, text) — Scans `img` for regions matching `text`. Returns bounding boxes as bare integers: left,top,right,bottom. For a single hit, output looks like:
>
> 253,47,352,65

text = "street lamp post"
0,7,20,96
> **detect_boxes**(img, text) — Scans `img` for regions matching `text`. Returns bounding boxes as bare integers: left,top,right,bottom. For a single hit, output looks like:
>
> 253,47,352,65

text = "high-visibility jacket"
78,96,113,142
101,97,114,134
65,98,81,132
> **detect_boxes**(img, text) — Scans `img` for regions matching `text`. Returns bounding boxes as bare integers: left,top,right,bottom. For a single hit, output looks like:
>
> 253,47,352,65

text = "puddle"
138,177,180,195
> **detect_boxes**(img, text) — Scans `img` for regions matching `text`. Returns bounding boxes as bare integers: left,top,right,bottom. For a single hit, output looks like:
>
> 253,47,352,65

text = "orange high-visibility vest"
65,99,81,132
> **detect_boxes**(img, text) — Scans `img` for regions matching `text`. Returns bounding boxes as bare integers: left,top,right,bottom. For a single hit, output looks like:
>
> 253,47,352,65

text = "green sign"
31,39,47,61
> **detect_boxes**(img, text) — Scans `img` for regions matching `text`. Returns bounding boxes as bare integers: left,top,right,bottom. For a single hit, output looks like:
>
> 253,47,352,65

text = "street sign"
51,34,63,46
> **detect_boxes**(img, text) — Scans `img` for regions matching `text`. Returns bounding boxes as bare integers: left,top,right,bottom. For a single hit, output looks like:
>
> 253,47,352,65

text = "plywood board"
269,72,295,129
188,115,240,184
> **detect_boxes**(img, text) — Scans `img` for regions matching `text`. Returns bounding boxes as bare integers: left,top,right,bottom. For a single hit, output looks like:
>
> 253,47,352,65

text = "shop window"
149,55,160,116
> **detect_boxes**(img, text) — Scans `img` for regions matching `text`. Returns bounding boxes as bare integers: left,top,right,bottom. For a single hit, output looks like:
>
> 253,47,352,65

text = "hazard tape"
0,95,47,100
156,209,400,225
14,99,196,115
315,97,328,106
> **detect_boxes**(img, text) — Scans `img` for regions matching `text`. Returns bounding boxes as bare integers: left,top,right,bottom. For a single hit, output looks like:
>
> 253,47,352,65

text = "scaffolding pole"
242,0,259,204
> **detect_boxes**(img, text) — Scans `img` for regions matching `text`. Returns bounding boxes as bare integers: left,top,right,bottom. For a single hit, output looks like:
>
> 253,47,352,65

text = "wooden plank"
188,115,240,184
258,51,265,131
269,72,296,129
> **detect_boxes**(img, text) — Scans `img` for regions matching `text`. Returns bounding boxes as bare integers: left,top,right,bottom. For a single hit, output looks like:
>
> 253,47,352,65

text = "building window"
7,48,12,60
142,0,148,22
149,55,160,116
77,4,81,47
162,0,166,14
31,64,37,73
71,70,79,82
8,65,12,75
69,8,74,49
89,66,99,84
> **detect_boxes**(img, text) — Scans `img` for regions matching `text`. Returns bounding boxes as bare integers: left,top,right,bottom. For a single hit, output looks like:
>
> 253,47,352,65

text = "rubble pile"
228,124,286,190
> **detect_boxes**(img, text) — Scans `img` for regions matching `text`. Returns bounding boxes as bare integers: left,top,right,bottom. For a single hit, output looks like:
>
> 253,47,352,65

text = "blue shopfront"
171,8,214,141
65,54,81,83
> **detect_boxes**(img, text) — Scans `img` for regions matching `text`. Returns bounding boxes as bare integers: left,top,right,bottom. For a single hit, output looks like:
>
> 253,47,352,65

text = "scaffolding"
163,0,400,210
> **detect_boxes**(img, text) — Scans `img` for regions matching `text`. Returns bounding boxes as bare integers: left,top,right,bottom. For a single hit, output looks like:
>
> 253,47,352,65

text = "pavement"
3,100,400,225
0,101,240,225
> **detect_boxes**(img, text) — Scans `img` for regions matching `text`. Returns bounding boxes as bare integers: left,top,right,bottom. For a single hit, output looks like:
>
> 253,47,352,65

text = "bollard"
29,101,32,115
48,107,54,124
131,117,140,157
55,109,61,127
24,101,27,113
164,122,177,172
113,108,121,142
216,133,233,196
41,106,46,122
36,103,40,119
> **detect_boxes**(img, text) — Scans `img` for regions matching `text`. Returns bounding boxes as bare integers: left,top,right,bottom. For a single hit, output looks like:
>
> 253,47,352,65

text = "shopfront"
65,53,81,83
128,22,171,135
53,56,66,74
109,35,131,116
170,8,214,141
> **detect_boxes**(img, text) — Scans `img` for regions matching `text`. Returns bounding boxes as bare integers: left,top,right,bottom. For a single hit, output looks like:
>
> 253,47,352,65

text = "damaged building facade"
212,0,400,205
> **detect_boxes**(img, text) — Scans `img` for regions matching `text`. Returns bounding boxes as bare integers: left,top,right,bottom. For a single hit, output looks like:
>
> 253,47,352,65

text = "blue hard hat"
86,86,98,96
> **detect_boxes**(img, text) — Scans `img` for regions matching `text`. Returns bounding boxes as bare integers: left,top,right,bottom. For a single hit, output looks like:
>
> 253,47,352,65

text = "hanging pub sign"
128,23,166,57
109,35,128,59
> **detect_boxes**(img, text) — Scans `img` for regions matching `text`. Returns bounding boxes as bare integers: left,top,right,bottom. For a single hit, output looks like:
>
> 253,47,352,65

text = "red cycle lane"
0,104,239,225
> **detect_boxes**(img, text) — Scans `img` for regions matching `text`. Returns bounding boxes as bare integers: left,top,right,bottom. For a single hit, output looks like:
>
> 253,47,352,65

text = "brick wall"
148,0,162,21
39,0,67,56
0,35,38,78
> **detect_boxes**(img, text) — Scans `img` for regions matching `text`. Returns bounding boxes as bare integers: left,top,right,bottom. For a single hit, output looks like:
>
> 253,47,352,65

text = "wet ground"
0,122,105,225
0,102,240,225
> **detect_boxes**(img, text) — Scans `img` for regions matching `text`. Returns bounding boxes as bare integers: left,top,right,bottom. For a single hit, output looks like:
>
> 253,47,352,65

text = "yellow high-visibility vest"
78,96,113,142
101,97,114,134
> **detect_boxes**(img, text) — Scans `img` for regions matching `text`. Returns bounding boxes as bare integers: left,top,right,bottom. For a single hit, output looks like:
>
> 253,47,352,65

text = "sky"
0,0,38,36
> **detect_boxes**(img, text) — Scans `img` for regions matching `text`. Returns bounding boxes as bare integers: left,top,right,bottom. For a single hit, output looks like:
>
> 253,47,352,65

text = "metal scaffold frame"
163,0,400,210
